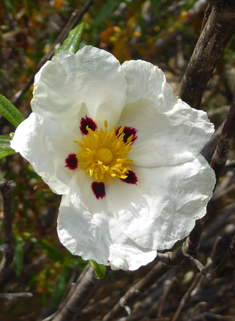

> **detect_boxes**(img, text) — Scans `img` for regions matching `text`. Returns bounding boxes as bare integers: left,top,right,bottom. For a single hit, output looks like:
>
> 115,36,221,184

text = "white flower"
11,46,216,270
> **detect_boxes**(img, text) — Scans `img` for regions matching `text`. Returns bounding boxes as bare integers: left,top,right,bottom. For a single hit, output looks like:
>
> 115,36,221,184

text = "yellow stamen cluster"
76,121,133,184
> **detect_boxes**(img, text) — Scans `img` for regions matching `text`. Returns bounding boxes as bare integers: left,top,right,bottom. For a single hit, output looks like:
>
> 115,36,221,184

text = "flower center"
95,148,113,164
76,121,133,184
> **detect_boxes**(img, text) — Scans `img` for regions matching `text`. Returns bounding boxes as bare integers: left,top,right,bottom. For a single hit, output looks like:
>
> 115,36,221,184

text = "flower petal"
122,60,176,111
10,113,81,195
107,155,215,250
120,60,214,166
57,193,157,270
32,46,127,134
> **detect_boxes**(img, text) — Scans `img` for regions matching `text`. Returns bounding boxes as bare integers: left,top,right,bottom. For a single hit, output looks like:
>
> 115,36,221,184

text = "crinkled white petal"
122,60,177,111
32,45,127,133
119,60,214,166
57,192,157,271
10,112,81,195
106,154,215,250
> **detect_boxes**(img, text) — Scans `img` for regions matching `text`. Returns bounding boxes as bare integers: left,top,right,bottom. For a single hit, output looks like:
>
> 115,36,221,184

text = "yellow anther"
76,120,133,184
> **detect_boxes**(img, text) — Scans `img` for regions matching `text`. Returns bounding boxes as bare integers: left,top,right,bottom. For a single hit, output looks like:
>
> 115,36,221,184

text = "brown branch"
207,234,235,281
201,121,223,163
172,244,216,321
102,235,203,321
201,202,235,244
11,0,94,106
210,98,235,183
0,179,16,278
172,273,202,321
200,4,212,32
45,265,109,321
212,170,234,197
178,5,235,109
212,182,235,201
156,276,177,318
0,292,33,301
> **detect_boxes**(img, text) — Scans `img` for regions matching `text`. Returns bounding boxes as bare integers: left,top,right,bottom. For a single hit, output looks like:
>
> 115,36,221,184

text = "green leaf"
14,240,24,277
93,0,123,27
53,23,84,58
89,260,106,280
149,0,161,16
0,94,25,127
0,135,16,160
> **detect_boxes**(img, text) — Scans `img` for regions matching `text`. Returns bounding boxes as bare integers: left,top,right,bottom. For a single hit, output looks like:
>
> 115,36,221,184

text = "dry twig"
207,234,235,281
45,265,110,321
0,292,33,301
0,179,16,278
178,4,235,109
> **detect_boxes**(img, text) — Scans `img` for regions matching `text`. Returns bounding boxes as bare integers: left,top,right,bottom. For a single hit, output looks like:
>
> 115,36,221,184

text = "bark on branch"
48,265,109,321
0,179,16,278
210,98,235,183
207,234,235,281
178,4,235,109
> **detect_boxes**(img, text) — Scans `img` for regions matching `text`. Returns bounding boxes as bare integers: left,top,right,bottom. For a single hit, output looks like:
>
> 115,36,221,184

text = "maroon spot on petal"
65,154,78,170
92,182,106,199
121,171,138,185
80,116,97,135
116,126,137,144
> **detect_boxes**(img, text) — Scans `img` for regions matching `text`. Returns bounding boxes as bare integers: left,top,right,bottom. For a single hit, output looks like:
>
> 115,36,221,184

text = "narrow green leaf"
0,94,25,127
93,0,123,27
0,135,16,160
53,23,84,58
14,240,24,277
89,260,106,280
149,0,161,16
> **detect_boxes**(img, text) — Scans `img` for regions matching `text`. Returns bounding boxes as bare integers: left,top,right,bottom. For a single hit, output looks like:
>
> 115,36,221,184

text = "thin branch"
102,261,179,321
0,292,33,301
210,98,235,183
201,202,235,244
173,243,216,321
11,0,94,106
213,170,234,195
201,121,223,163
157,277,177,318
102,235,202,321
192,312,235,320
102,216,216,321
46,265,109,321
172,273,201,321
212,182,235,201
178,5,235,109
0,179,16,278
207,234,235,281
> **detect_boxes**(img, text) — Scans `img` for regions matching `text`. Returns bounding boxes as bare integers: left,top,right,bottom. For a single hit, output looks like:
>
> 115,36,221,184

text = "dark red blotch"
121,171,138,185
80,116,97,135
92,182,106,199
116,126,137,144
65,154,78,170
